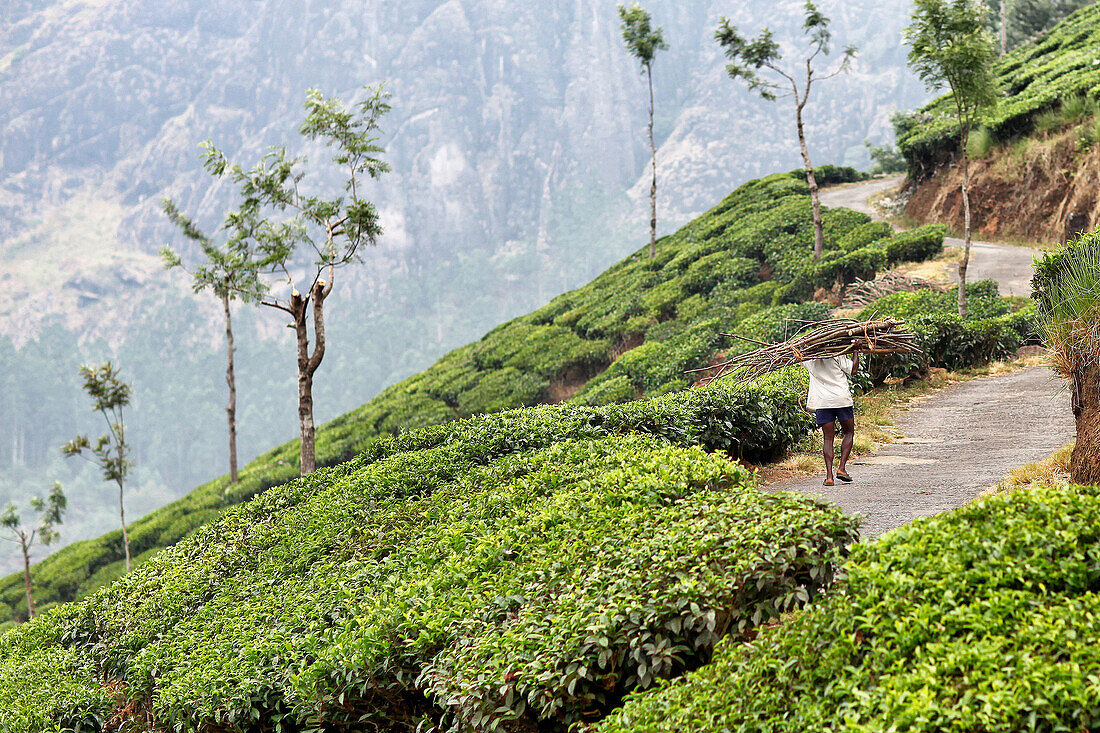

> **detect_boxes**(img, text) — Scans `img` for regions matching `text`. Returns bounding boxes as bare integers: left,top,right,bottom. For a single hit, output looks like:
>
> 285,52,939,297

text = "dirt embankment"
904,129,1100,244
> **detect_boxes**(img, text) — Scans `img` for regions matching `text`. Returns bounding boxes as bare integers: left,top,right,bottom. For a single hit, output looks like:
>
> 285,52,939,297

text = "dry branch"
840,271,945,308
693,317,921,386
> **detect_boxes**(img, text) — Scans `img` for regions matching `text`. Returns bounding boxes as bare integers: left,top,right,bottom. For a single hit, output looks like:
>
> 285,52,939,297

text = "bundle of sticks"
840,272,945,308
693,317,921,386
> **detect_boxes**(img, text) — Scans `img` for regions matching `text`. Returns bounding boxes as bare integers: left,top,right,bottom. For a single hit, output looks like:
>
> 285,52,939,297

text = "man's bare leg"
838,417,855,477
821,421,836,483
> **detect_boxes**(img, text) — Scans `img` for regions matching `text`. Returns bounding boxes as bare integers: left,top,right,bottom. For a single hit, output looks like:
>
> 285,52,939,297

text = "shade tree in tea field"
0,483,65,620
714,1,857,261
160,199,268,485
62,363,134,571
905,0,998,319
617,2,668,259
199,84,391,475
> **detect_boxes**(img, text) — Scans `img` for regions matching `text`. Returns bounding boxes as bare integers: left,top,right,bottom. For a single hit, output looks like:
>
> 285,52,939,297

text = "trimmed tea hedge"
599,480,1100,732
0,432,857,731
858,280,1039,382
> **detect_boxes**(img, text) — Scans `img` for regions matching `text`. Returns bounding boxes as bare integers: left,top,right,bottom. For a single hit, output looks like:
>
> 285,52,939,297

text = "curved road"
820,175,1039,296
777,178,1074,539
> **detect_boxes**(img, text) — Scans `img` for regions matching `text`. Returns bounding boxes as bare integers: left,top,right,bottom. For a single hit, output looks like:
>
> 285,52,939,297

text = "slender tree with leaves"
715,2,857,261
200,84,390,475
161,200,265,484
1,483,65,620
906,0,998,318
63,362,134,571
618,2,668,259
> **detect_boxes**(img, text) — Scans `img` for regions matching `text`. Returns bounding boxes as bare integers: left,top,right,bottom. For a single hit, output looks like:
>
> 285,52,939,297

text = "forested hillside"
0,0,930,570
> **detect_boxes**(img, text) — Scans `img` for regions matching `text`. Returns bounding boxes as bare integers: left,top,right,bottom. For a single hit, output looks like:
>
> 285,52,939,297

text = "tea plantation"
898,2,1100,174
0,166,951,624
1,423,860,730
599,481,1100,732
0,154,1048,728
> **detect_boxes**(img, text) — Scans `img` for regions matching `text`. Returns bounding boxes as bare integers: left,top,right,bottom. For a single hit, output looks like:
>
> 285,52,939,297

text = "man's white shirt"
802,356,855,409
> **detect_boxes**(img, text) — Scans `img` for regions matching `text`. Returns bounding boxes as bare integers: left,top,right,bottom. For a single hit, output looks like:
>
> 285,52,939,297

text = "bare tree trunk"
293,281,330,476
222,291,239,484
20,535,34,620
1071,363,1100,483
1000,0,1008,55
118,478,130,572
647,64,658,259
796,102,825,260
958,126,972,319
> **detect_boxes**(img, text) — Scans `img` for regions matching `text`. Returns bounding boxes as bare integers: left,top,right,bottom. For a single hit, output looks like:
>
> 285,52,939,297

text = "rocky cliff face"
2,0,926,336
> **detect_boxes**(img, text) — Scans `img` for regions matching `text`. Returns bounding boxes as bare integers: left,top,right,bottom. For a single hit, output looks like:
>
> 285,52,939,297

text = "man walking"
803,351,860,486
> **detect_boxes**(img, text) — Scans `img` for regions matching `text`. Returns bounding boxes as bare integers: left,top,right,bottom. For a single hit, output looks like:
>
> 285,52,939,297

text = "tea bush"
899,3,1100,175
858,281,1038,382
0,435,858,731
599,481,1100,732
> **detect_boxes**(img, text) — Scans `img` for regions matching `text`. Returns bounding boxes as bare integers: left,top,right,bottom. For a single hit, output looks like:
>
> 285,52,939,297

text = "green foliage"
899,3,1100,174
797,164,870,186
617,3,667,68
0,427,857,731
966,125,995,157
859,280,1037,381
985,0,1094,52
906,0,998,131
714,3,857,104
0,170,918,624
864,140,908,174
599,481,1100,732
1031,230,1100,375
783,225,946,301
61,363,132,490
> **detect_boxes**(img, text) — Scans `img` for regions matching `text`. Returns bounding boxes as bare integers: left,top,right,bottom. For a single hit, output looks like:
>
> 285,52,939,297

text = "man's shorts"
815,406,855,426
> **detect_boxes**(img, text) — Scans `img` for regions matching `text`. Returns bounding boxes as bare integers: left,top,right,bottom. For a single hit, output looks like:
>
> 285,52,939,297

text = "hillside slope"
0,168,952,623
897,2,1100,242
0,171,1047,730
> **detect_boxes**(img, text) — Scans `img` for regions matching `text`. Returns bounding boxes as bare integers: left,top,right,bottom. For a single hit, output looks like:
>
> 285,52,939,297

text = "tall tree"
0,483,65,620
906,0,998,318
160,200,265,484
63,363,134,571
618,2,668,259
715,1,857,261
201,85,390,475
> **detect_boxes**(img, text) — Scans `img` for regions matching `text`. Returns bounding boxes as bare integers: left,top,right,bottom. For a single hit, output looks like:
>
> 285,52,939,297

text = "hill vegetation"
897,1,1100,177
0,155,1045,729
897,2,1100,243
600,480,1100,732
0,165,946,625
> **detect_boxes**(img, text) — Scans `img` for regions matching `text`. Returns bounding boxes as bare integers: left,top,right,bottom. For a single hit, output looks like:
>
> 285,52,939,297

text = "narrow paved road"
820,176,1041,296
776,178,1074,539
784,368,1073,538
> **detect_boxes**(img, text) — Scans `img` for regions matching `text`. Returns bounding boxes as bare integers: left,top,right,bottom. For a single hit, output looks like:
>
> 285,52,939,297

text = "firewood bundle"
840,272,945,308
694,317,921,386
